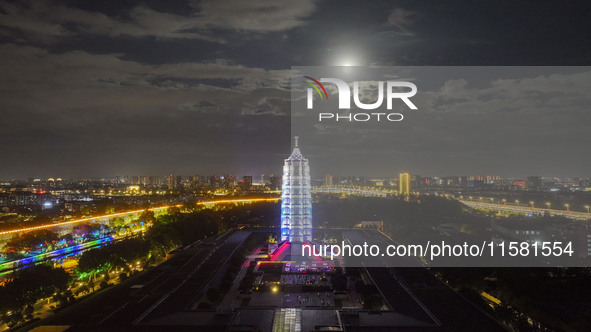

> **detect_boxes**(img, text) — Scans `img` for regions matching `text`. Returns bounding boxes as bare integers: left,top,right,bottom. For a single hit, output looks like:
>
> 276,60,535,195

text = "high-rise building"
460,176,468,187
281,137,312,243
399,172,411,195
269,175,281,190
208,175,219,188
167,174,175,190
323,174,333,186
224,175,236,189
242,175,253,189
412,174,423,189
526,176,542,190
190,175,201,186
151,176,163,186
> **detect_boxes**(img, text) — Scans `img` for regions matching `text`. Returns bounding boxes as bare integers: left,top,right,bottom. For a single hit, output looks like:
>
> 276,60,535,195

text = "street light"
585,205,590,214
565,204,570,213
530,201,535,209
515,200,520,206
546,202,551,210
502,198,507,206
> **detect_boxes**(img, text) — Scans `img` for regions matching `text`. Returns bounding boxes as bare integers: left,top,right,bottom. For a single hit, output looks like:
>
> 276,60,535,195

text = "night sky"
1,0,590,179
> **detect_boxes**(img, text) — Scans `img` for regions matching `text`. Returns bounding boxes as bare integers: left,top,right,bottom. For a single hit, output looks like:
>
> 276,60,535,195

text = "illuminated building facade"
167,174,175,190
399,172,411,195
280,137,312,242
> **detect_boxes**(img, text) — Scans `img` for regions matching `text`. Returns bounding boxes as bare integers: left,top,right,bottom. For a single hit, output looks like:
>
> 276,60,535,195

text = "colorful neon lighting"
280,141,313,242
0,236,114,273
269,241,290,261
0,198,281,236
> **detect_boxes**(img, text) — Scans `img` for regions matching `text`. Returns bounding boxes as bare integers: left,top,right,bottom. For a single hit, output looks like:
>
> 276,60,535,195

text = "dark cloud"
0,0,590,178
293,67,591,178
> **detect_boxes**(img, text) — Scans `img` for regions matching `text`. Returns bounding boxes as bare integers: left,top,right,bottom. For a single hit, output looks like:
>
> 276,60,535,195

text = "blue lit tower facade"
280,137,312,242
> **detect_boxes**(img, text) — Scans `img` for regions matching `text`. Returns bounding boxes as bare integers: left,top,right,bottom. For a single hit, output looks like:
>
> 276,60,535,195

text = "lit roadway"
312,186,591,221
460,200,591,220
0,197,281,237
0,206,178,237
0,198,280,275
2,189,586,238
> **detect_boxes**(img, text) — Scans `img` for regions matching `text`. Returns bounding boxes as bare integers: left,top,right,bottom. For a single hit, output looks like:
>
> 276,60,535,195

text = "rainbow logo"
303,76,328,100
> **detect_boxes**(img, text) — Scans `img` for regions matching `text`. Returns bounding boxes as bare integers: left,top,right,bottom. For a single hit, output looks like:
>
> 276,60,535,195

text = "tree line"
76,208,225,278
0,264,70,327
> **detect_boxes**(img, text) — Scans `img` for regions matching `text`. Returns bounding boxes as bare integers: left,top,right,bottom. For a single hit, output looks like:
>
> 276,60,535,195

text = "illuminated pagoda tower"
280,136,312,243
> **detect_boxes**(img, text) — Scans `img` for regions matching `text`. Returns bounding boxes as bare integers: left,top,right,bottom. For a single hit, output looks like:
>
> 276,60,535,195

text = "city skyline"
3,172,591,183
1,2,590,331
